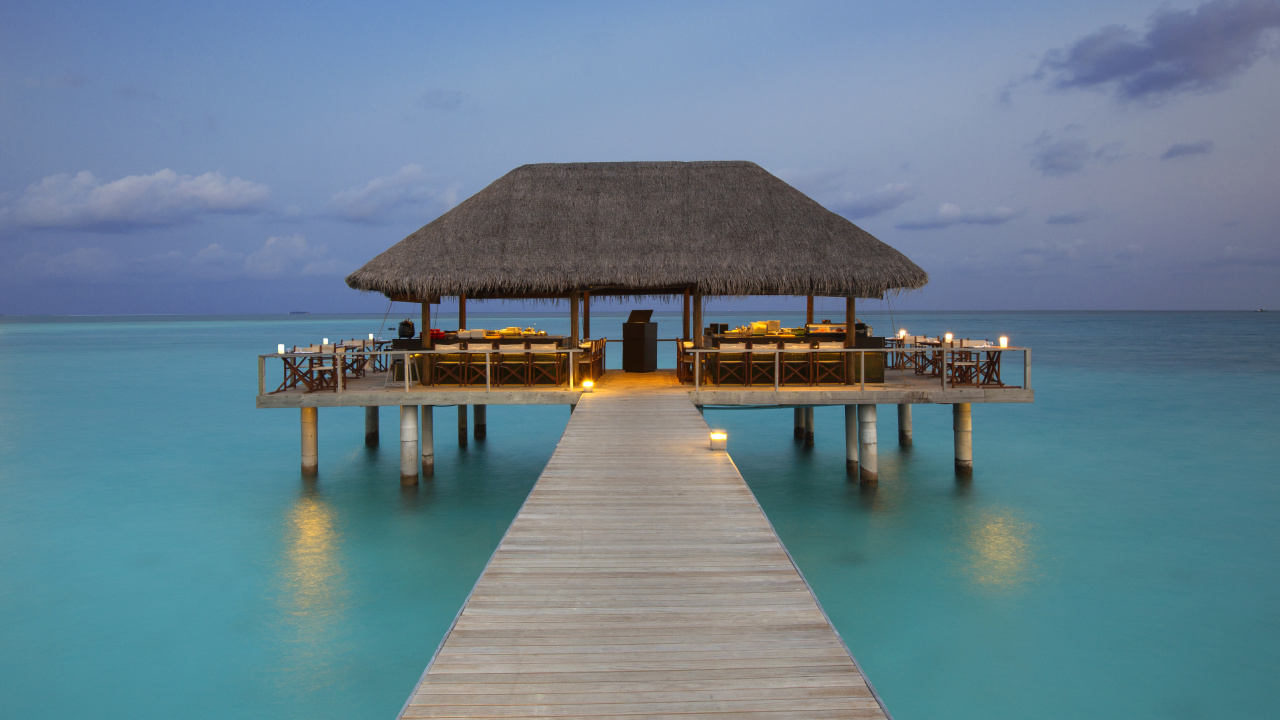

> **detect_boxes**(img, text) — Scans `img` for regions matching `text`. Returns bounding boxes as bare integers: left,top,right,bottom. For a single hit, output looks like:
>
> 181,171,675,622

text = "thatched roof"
345,161,927,300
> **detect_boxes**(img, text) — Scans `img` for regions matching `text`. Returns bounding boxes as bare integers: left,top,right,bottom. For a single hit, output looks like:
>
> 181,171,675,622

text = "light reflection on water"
965,509,1035,588
274,488,348,692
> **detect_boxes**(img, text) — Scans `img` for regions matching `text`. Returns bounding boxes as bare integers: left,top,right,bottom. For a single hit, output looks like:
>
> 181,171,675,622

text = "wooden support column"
806,295,814,325
458,294,467,330
421,406,434,477
844,297,856,384
457,405,468,447
682,288,691,340
803,407,815,447
582,291,591,339
474,404,487,440
420,301,431,340
400,405,418,485
300,407,318,475
569,292,580,346
692,292,703,347
954,403,973,477
364,406,379,446
858,404,878,484
844,405,858,478
898,404,914,447
794,408,804,440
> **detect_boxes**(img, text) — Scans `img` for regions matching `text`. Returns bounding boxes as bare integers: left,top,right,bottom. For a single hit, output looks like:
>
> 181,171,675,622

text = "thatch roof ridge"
345,161,927,299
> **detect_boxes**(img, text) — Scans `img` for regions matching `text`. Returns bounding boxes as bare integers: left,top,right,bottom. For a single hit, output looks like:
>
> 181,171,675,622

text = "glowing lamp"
323,338,329,345
278,344,286,354
369,333,375,340
898,328,907,339
999,336,1008,348
944,332,953,343
581,379,594,393
709,430,728,450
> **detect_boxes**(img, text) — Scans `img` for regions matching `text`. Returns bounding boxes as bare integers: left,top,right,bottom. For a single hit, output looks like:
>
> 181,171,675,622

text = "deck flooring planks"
399,372,888,719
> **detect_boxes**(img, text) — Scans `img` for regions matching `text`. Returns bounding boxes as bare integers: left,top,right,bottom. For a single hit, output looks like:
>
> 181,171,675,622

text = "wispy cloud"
896,203,1021,230
1047,210,1092,225
1030,128,1124,176
242,234,339,279
328,165,458,224
1161,140,1215,159
420,88,467,112
15,247,122,279
833,183,917,220
4,169,270,231
1037,0,1280,102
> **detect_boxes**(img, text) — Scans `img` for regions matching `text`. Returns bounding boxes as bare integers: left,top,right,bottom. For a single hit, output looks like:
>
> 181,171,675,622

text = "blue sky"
2,0,1278,314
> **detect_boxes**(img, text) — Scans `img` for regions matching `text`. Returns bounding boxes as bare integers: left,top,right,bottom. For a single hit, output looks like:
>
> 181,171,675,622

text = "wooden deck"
400,371,889,719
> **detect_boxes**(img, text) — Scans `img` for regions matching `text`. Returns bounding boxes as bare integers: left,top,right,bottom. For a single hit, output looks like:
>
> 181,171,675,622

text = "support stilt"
421,405,434,477
474,404,486,440
458,293,466,330
457,405,468,447
692,292,703,348
803,407,815,447
898,403,913,447
569,291,580,347
300,407,318,476
954,403,973,477
400,405,418,485
794,407,804,440
583,292,590,339
858,404,878,484
844,405,858,478
364,406,379,446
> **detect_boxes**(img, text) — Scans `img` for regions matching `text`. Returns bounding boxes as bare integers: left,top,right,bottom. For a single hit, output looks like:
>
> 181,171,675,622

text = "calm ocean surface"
1,310,1277,719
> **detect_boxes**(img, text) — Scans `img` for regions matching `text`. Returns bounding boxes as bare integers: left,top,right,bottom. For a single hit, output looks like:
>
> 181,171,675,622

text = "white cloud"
328,165,458,224
242,234,339,279
833,183,917,220
896,203,1022,230
6,169,271,230
193,243,243,266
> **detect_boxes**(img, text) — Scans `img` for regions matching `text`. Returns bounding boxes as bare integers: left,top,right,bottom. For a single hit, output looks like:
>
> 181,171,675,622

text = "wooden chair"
463,342,496,385
528,343,564,385
780,342,814,386
748,341,778,386
432,343,467,385
813,342,846,384
712,343,748,385
495,342,529,386
675,341,694,383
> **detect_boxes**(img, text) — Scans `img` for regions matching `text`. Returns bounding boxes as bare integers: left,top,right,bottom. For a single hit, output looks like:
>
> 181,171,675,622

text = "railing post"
336,350,343,394
1024,349,1032,390
258,355,265,396
860,351,866,391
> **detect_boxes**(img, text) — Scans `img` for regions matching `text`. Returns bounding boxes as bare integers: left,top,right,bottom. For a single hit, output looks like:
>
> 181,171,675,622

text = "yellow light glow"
709,430,728,450
966,509,1035,587
898,328,907,338
581,379,594,392
944,332,953,343
999,336,1008,348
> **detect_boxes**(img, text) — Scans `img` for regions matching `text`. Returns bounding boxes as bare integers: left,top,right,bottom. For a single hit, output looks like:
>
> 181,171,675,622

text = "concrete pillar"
794,407,804,440
898,403,913,447
399,405,418,485
803,407,815,447
421,406,434,477
457,405,468,447
364,406,379,446
474,404,487,439
844,405,858,478
954,403,973,477
858,404,878,484
300,407,318,476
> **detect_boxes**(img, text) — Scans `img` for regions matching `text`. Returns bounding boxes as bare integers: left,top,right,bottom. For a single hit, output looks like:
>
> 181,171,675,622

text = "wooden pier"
399,371,890,719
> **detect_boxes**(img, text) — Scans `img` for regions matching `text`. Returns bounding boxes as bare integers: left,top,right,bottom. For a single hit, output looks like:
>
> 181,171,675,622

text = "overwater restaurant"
257,161,1033,483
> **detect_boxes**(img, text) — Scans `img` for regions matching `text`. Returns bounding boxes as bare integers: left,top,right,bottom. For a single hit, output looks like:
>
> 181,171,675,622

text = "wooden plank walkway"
400,371,890,719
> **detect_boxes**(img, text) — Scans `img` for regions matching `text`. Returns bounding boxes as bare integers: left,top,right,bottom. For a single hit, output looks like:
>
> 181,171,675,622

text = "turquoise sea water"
1,311,1277,719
